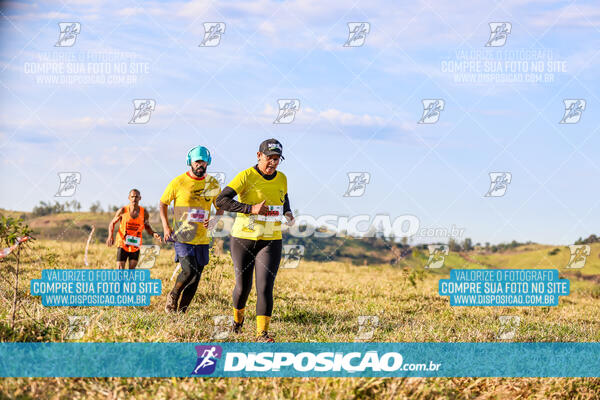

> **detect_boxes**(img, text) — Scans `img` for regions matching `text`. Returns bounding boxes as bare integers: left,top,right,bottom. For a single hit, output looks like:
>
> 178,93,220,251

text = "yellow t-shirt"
160,172,221,245
228,167,287,241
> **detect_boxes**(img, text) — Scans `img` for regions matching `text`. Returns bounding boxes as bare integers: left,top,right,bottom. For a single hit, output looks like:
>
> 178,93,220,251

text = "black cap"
259,138,284,159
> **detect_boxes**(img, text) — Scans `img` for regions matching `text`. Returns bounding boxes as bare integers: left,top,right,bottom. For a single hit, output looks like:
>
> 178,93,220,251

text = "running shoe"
164,293,177,313
256,331,275,343
232,318,244,334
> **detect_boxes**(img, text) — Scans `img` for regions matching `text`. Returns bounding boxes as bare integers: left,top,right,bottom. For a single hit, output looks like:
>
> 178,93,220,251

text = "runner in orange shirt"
106,189,162,269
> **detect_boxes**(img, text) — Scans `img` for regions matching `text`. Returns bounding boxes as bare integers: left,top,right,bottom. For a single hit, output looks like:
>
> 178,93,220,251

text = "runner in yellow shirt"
215,139,295,342
159,146,223,313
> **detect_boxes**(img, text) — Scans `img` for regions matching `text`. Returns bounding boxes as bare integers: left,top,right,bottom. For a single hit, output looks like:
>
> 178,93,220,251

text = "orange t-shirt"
116,206,145,252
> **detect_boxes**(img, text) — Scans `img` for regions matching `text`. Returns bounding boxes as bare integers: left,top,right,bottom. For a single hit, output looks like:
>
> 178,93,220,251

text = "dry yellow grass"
1,239,599,399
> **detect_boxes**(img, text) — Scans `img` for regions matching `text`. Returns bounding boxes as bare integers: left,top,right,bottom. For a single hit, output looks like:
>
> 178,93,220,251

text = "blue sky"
1,0,600,245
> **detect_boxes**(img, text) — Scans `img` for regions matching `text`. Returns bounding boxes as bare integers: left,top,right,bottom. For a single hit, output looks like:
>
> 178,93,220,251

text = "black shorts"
117,247,140,262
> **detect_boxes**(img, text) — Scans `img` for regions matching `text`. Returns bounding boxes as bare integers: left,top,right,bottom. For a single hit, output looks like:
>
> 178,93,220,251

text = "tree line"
32,200,159,217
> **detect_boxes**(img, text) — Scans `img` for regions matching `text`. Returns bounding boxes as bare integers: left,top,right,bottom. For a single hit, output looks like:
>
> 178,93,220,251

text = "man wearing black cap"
216,138,295,342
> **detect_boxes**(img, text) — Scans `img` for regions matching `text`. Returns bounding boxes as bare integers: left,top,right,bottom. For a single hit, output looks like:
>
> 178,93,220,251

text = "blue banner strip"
439,269,569,306
30,269,162,307
0,343,599,377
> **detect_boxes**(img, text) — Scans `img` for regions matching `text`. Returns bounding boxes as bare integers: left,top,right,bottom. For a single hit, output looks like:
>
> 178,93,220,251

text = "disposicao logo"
191,347,441,375
191,345,222,375
224,351,407,372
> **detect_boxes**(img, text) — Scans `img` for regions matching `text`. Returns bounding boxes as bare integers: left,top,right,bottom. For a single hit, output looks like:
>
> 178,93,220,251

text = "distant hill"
0,208,162,243
3,209,595,269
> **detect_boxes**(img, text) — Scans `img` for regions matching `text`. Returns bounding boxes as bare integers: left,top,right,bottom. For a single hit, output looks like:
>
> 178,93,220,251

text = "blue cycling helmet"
187,146,211,166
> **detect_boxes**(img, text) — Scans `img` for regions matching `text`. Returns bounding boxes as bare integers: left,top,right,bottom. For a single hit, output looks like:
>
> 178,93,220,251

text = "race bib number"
187,208,207,223
256,205,283,222
125,235,141,248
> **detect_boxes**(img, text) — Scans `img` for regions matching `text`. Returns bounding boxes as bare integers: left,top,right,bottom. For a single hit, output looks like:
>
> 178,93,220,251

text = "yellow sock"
256,315,271,334
233,308,245,324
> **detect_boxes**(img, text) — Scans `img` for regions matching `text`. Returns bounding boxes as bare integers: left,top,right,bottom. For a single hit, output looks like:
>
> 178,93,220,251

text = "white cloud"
258,103,415,138
1,2,38,11
9,11,71,21
5,0,600,51
0,116,112,137
529,3,600,29
116,7,146,17
175,0,213,17
319,108,386,127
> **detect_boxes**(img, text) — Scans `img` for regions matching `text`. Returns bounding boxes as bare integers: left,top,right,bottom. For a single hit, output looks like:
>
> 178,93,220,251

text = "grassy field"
1,238,599,399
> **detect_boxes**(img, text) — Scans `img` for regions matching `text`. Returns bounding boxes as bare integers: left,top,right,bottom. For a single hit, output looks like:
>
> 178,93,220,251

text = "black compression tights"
171,256,205,313
230,237,282,316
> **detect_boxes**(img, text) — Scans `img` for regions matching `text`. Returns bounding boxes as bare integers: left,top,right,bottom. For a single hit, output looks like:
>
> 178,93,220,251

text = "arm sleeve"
282,173,290,214
215,186,252,214
283,193,291,214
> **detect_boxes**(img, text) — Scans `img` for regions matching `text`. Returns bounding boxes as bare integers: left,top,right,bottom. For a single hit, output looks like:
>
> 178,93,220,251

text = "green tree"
462,238,473,251
89,201,103,213
448,238,461,252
